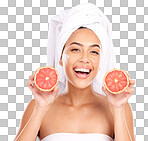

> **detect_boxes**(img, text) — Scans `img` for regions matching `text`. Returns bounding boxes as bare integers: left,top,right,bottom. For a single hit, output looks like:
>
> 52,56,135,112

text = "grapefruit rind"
34,66,59,92
103,68,129,94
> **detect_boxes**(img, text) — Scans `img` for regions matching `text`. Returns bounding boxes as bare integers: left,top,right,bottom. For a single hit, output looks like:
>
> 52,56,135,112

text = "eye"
71,48,80,52
91,51,99,55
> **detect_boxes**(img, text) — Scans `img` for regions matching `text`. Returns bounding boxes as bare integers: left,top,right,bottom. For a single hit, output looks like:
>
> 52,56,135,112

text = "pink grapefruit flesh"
34,66,59,92
104,68,129,94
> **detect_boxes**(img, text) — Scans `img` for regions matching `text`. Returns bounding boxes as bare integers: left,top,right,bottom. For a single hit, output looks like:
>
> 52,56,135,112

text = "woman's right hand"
27,69,59,111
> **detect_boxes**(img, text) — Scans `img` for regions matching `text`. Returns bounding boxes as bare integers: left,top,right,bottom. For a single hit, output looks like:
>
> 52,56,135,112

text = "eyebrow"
69,42,101,49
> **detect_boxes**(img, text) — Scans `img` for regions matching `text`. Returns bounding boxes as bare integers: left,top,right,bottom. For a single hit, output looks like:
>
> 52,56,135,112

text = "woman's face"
59,28,101,88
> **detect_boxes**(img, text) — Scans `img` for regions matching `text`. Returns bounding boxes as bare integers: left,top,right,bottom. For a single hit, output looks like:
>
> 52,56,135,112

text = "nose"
79,51,90,63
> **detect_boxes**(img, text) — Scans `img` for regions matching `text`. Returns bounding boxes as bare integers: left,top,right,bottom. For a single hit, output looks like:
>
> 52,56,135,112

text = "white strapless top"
41,133,114,141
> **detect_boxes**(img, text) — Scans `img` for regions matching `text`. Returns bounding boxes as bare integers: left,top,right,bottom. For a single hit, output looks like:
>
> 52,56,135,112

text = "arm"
14,99,49,141
14,71,59,141
112,102,135,141
102,78,136,141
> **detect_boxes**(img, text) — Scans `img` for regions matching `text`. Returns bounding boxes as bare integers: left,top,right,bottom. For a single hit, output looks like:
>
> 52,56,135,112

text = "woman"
14,3,136,141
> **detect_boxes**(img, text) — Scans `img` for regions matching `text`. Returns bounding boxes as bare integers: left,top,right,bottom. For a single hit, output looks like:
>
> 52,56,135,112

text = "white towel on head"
46,2,117,96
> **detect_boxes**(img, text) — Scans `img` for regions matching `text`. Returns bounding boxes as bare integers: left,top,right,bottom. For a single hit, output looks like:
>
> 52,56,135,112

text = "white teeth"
74,68,90,73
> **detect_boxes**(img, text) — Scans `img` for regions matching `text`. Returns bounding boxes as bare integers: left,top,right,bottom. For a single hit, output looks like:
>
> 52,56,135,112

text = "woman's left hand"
102,72,136,109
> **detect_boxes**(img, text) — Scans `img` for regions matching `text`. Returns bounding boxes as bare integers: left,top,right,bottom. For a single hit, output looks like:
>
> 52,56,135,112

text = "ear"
59,59,63,66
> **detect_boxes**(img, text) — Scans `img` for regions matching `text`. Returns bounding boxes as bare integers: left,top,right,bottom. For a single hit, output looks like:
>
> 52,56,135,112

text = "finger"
53,86,59,96
128,79,136,88
27,80,34,88
51,90,58,97
102,86,110,95
54,86,59,93
27,80,32,87
27,81,34,90
27,81,41,97
44,86,59,97
29,75,34,81
125,87,134,94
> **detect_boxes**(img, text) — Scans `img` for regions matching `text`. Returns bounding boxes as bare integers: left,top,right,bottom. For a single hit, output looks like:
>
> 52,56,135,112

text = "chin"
72,80,93,89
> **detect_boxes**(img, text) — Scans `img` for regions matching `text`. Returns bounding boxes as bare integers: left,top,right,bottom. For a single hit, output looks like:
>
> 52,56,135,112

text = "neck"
64,81,95,107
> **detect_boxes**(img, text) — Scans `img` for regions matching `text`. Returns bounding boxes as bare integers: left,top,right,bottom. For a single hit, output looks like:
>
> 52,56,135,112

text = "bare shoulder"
125,102,134,114
20,99,36,123
14,99,36,140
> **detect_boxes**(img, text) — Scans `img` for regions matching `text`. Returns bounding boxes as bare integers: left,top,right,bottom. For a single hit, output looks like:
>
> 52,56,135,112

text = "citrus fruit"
34,66,59,92
103,68,129,94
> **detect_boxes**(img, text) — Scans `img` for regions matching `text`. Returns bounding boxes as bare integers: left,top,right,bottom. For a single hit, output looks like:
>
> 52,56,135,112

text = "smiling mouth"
73,69,92,79
73,69,92,75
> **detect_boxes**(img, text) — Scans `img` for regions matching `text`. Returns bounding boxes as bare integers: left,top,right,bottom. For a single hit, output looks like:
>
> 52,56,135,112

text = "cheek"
65,54,70,60
92,56,100,64
91,57,100,71
62,53,69,65
62,53,75,70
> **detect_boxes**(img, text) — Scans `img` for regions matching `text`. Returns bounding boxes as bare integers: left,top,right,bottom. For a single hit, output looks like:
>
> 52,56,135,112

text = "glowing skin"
59,28,102,106
62,53,70,66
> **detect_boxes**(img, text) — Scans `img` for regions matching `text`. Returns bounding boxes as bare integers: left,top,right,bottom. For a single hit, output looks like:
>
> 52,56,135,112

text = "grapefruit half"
34,66,59,92
103,68,129,94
